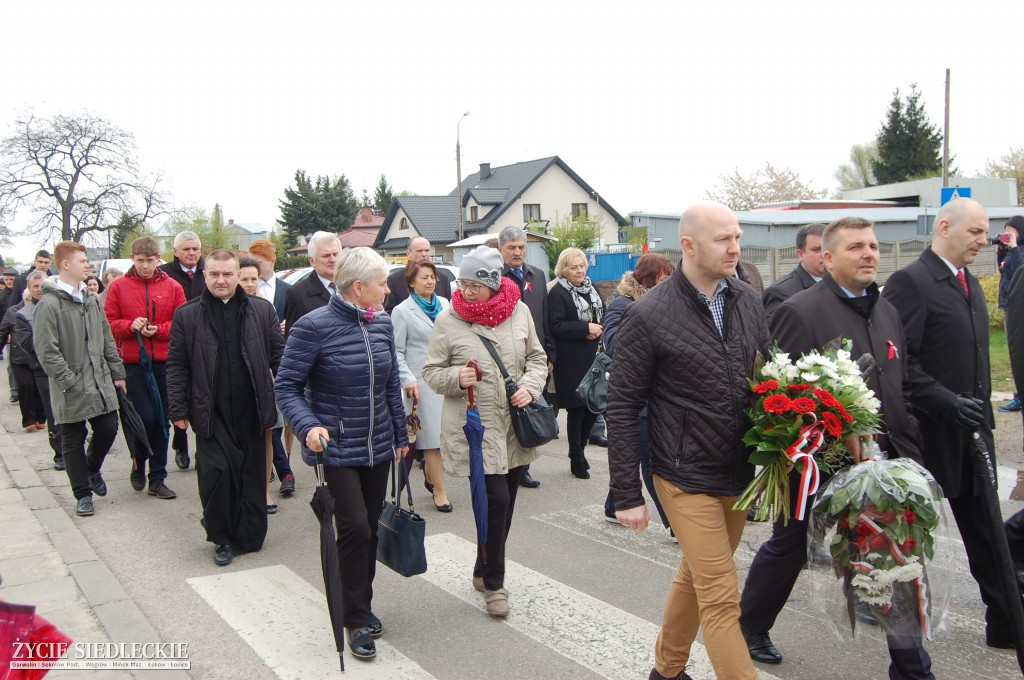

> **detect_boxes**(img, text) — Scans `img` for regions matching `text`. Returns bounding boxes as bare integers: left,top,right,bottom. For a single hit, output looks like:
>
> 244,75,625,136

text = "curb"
0,425,189,679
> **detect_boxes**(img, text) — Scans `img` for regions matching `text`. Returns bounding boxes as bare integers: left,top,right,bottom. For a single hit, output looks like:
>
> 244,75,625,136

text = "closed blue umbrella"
136,331,164,425
462,360,488,561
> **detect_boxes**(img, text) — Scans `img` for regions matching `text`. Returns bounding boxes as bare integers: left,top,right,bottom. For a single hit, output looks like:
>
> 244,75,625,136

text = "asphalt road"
6,375,1024,679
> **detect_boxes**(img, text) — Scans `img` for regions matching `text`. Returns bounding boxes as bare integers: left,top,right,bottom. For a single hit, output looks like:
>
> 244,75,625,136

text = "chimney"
227,219,234,225
359,206,372,221
479,163,491,180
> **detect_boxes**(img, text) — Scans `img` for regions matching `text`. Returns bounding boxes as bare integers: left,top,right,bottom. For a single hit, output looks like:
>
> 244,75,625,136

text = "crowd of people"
4,197,1024,676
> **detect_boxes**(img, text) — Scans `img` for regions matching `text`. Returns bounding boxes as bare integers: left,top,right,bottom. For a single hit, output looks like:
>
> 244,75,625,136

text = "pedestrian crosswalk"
189,531,783,680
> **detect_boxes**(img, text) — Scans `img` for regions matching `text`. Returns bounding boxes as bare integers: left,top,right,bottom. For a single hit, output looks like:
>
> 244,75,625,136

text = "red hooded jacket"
104,267,186,364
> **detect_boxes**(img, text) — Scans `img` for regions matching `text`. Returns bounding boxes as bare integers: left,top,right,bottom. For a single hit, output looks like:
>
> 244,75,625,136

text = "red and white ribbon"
786,418,823,521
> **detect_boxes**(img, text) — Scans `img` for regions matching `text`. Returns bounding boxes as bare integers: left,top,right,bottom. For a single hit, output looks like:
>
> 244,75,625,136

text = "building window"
572,203,589,219
469,206,478,223
399,217,408,230
523,204,541,222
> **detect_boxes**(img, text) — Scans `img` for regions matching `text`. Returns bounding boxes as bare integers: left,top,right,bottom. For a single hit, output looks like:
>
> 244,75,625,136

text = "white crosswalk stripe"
422,532,782,680
188,564,436,680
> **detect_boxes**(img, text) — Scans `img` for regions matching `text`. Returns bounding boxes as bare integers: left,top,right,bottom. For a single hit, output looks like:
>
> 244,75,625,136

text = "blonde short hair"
334,247,388,294
554,247,588,279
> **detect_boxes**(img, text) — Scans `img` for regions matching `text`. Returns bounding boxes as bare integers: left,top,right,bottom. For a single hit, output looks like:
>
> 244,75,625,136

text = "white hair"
307,231,341,260
26,270,47,284
173,231,201,248
334,247,387,294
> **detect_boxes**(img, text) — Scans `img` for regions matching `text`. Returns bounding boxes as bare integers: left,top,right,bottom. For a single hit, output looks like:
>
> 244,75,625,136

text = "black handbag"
376,454,428,577
479,336,557,448
575,346,611,414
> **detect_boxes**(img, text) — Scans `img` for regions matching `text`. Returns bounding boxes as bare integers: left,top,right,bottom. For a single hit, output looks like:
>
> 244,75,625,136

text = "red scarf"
450,277,521,328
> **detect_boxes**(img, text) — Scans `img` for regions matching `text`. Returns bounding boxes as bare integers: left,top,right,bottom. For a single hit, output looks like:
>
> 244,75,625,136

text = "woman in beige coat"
422,245,547,618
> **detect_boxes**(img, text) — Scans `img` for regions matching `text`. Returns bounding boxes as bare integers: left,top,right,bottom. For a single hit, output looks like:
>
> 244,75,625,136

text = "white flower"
801,372,822,383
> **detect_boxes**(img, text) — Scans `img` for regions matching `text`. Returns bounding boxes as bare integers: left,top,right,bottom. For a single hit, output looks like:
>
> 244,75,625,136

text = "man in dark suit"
740,216,932,679
383,236,453,313
497,226,554,488
158,231,206,301
735,259,764,295
761,223,826,322
247,239,295,497
883,197,1011,650
283,231,340,337
158,231,204,470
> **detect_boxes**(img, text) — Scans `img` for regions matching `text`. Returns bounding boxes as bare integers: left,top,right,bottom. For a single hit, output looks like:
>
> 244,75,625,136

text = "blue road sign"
941,187,971,205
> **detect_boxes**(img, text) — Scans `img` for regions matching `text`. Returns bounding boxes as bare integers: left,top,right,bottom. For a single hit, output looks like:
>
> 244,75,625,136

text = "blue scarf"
411,292,442,320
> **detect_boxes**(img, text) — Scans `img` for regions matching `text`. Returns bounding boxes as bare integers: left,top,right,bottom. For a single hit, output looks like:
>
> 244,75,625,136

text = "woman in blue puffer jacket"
275,247,409,663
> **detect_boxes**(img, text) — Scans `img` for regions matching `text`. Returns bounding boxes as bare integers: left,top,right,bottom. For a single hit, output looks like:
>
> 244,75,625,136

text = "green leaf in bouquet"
922,532,935,561
748,449,782,466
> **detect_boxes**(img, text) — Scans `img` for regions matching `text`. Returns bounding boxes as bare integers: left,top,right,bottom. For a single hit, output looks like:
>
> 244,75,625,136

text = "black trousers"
565,407,598,460
950,493,1012,633
1006,508,1024,564
475,465,525,591
11,362,44,427
61,411,119,500
324,463,391,630
270,427,293,479
125,362,170,483
34,373,61,461
196,426,267,553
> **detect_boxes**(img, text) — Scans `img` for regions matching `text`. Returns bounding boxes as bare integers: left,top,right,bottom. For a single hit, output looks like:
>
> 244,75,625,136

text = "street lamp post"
456,111,469,241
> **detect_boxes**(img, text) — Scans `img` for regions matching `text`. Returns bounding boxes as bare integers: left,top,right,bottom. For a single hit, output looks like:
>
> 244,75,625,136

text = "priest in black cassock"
167,249,284,566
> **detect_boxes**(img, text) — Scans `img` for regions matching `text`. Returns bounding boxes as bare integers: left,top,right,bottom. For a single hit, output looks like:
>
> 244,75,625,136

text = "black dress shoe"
130,468,145,492
89,473,107,497
367,613,383,639
588,434,608,447
174,449,190,470
742,627,783,664
214,544,233,566
424,478,434,494
348,628,376,660
54,457,65,471
76,496,95,516
519,470,540,488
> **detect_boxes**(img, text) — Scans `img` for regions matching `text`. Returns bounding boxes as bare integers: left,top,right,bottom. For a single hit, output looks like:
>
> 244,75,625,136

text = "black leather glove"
942,395,986,431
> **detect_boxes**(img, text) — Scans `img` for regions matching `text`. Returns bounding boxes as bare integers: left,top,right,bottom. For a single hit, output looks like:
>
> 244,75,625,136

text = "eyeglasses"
456,280,486,293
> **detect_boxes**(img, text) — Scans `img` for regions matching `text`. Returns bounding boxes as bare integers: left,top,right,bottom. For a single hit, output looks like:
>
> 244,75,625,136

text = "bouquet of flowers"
735,341,882,523
809,458,949,640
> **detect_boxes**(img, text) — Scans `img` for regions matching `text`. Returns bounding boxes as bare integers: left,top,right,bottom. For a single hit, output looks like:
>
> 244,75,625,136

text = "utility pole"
942,68,951,187
456,111,469,241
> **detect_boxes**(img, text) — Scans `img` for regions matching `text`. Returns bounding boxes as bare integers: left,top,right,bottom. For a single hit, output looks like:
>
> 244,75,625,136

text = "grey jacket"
34,278,125,424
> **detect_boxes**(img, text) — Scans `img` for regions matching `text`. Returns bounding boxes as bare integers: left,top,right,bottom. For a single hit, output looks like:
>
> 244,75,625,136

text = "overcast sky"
2,1,1020,263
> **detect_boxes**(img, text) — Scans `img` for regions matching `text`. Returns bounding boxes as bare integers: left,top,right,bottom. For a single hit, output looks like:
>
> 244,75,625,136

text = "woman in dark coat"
600,254,674,528
275,246,409,664
548,247,604,479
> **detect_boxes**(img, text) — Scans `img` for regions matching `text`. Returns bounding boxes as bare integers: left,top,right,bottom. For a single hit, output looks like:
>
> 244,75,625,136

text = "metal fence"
589,241,1001,286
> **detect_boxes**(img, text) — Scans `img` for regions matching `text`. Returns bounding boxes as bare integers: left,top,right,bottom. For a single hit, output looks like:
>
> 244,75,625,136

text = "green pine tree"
872,85,944,184
372,174,395,214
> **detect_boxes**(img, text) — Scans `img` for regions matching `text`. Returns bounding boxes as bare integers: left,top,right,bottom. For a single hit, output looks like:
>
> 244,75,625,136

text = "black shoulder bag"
479,336,557,448
376,453,428,577
575,344,611,414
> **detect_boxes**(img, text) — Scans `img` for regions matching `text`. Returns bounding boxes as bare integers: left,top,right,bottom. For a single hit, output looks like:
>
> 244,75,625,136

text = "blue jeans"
605,415,669,528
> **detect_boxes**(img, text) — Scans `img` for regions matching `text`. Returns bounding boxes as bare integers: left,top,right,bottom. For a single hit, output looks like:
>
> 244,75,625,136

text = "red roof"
352,207,385,228
338,230,378,248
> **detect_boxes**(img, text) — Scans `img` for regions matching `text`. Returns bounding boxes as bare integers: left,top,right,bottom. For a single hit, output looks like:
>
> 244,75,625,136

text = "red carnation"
855,519,872,537
879,510,898,524
753,380,779,394
822,411,843,436
763,395,792,414
903,509,917,525
813,388,840,408
853,535,869,552
787,397,817,413
900,538,917,552
787,383,812,391
868,534,888,550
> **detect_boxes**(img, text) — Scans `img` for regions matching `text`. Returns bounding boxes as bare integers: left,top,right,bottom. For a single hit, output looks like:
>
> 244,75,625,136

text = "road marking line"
423,532,781,680
188,564,435,679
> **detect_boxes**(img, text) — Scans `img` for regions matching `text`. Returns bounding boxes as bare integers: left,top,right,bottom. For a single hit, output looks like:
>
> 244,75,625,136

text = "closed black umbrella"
462,361,488,560
116,388,152,472
970,431,1024,673
310,435,345,672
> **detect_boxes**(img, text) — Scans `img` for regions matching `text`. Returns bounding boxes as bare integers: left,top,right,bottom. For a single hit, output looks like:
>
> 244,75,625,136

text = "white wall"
378,207,415,254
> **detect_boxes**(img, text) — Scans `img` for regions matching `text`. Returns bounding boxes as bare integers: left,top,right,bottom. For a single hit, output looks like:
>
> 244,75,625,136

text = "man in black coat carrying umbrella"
883,197,1014,650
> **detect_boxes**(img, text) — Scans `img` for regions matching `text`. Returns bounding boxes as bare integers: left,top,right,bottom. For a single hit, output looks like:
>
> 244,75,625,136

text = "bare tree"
834,141,879,194
984,147,1024,204
0,111,166,243
705,162,827,211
